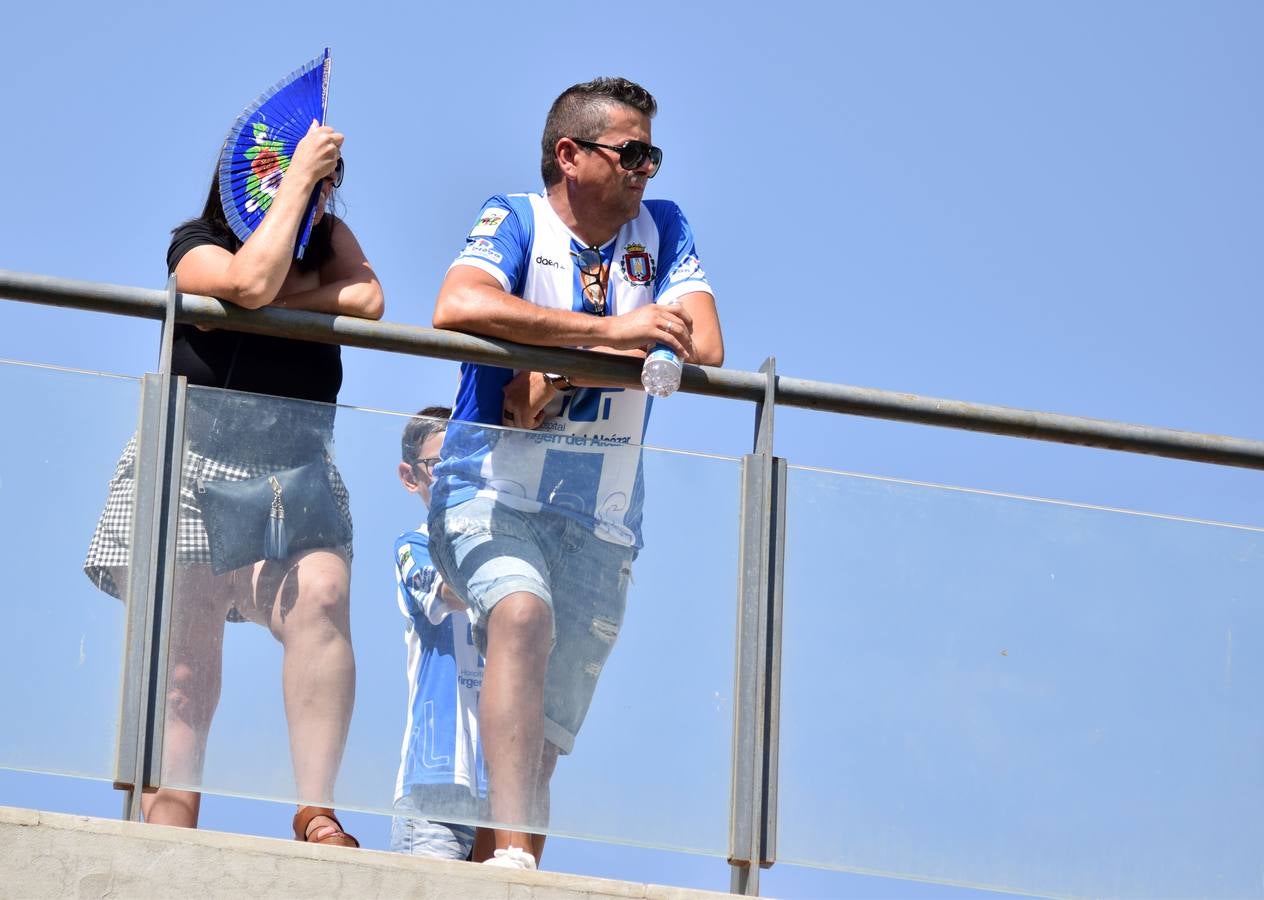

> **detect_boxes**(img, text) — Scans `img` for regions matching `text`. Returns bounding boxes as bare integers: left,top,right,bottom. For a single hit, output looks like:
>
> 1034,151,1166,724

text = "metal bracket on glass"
729,358,786,896
158,273,178,376
113,277,186,820
753,356,776,457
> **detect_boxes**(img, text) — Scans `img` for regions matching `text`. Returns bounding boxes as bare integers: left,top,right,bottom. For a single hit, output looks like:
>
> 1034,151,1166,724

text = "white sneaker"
483,846,537,870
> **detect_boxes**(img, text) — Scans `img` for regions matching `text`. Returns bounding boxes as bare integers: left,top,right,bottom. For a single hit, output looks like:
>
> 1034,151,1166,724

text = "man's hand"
502,370,555,430
600,302,695,358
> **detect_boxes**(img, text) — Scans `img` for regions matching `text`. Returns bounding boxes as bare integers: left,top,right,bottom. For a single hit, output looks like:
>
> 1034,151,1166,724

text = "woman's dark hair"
176,165,337,273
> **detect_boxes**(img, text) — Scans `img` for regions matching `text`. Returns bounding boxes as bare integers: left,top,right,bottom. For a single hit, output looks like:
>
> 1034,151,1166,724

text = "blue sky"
2,2,1263,897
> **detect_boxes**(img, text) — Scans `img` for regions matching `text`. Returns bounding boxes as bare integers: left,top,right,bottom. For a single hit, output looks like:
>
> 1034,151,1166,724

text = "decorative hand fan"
218,48,332,260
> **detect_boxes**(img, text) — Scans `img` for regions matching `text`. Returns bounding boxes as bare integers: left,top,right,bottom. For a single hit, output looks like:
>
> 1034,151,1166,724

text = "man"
429,76,724,871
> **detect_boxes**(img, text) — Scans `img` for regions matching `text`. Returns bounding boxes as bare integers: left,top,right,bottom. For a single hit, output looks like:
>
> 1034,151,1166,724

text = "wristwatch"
545,372,575,392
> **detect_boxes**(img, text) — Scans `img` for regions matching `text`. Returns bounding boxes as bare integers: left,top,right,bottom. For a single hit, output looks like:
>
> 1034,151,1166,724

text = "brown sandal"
293,805,359,848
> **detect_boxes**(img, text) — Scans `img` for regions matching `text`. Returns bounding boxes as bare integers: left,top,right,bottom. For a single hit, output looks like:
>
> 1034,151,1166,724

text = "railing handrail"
5,266,1264,470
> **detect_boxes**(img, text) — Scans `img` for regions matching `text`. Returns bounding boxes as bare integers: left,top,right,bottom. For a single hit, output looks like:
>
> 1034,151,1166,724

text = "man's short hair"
401,406,451,465
540,76,658,187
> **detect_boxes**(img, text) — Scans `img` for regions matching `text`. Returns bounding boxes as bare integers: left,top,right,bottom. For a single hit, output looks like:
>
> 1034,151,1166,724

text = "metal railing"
8,269,1264,471
4,267,1264,896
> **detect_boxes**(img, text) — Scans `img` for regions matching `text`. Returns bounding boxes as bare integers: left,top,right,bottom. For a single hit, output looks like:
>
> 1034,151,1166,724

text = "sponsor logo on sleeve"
469,207,509,237
667,254,704,284
618,242,655,285
418,565,437,595
407,564,436,596
459,238,504,265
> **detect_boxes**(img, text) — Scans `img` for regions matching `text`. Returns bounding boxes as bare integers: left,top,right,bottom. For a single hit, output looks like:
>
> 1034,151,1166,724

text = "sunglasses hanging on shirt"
574,246,607,315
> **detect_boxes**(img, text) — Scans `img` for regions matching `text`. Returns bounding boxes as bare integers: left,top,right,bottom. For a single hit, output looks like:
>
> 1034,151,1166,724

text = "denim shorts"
428,496,633,754
390,808,476,860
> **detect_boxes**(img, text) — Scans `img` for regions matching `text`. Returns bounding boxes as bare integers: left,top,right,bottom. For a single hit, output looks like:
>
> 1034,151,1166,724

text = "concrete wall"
0,806,737,899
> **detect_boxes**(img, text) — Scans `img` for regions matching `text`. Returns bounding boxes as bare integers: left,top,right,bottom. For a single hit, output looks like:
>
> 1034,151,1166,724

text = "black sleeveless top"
166,219,343,404
167,219,342,463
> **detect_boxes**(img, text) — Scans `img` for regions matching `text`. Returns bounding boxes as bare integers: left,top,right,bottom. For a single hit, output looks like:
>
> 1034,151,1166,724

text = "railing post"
113,276,184,820
729,358,786,895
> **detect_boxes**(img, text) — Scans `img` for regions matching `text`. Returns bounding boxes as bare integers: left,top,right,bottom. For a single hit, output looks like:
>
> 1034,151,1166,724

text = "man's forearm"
557,346,646,388
434,266,697,357
435,279,608,346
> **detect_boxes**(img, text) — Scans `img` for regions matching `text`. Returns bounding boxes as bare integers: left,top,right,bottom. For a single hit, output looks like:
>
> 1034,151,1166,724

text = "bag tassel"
265,475,289,560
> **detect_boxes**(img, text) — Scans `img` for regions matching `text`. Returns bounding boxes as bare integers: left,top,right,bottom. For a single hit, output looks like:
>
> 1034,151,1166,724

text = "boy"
390,406,487,859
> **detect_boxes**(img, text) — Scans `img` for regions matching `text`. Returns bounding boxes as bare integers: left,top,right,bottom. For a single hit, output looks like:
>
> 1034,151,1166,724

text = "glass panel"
779,465,1264,898
163,386,738,856
0,360,138,780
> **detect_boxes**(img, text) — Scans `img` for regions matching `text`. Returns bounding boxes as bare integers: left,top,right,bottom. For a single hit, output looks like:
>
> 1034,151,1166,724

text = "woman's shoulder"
167,218,239,274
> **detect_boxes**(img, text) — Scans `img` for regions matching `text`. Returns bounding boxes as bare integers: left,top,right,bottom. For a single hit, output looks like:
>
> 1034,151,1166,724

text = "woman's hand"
287,121,343,190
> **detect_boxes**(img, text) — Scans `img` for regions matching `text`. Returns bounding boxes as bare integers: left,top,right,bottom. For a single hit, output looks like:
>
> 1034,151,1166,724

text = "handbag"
191,334,349,575
198,458,350,575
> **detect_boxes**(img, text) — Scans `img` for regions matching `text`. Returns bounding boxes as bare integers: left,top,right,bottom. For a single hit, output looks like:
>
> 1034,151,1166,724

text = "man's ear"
556,138,581,179
399,461,420,493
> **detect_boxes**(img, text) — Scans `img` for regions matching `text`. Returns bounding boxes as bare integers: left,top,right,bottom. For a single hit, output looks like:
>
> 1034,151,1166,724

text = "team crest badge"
619,242,655,284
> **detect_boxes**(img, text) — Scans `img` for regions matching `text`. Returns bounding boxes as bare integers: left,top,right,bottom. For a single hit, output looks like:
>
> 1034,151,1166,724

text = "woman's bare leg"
141,566,235,827
252,549,355,839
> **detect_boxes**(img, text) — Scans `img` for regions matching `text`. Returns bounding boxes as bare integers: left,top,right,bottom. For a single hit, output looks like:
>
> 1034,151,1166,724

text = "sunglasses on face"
330,157,345,189
571,138,663,177
575,246,607,316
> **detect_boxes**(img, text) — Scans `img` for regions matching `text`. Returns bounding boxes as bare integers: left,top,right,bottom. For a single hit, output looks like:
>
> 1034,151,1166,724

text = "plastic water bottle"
641,345,682,398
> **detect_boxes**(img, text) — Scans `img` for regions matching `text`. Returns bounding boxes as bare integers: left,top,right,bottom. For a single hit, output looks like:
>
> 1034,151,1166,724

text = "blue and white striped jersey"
432,192,713,548
393,525,487,803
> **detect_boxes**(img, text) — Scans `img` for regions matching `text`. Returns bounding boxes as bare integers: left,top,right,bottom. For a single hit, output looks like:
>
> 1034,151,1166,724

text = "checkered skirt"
83,435,354,601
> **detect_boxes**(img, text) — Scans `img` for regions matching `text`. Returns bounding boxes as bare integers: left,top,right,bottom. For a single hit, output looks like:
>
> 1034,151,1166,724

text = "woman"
85,120,382,847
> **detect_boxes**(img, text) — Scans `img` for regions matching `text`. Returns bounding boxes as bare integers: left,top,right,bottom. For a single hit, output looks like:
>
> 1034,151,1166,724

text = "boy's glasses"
413,456,440,475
